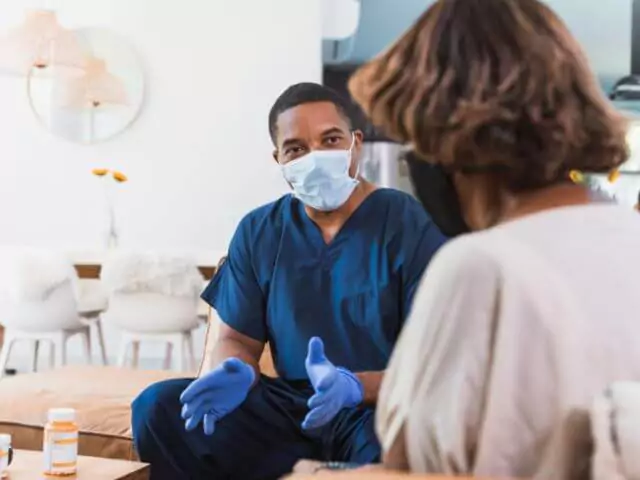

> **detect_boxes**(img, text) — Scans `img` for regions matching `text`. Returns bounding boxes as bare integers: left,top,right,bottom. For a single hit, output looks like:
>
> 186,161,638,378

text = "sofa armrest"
197,307,277,378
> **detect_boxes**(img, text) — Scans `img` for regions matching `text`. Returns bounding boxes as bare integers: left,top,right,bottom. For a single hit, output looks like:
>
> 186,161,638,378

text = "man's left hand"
302,337,363,430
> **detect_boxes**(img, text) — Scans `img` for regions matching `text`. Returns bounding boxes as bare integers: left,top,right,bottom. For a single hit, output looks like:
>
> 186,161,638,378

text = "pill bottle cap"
48,408,75,423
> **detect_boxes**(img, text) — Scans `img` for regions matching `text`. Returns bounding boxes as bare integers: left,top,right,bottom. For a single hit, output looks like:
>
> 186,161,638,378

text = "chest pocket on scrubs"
344,286,398,329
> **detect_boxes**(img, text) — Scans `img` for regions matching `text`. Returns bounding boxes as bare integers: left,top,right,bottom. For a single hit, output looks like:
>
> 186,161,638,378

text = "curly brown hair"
348,0,629,191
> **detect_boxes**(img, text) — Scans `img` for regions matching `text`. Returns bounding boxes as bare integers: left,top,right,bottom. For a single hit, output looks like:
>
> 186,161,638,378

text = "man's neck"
305,180,377,243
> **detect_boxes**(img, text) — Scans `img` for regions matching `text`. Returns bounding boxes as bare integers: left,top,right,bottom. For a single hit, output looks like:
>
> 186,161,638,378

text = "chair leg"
184,332,196,372
131,341,140,369
173,335,185,373
80,329,92,365
48,340,55,369
163,342,173,370
117,340,129,368
54,333,67,367
94,317,108,365
0,334,16,379
31,340,40,373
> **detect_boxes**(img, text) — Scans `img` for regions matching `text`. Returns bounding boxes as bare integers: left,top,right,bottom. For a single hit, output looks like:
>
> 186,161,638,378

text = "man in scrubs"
131,83,446,480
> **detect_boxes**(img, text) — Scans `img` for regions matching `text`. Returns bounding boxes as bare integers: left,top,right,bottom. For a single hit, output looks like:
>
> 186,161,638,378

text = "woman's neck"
499,183,592,224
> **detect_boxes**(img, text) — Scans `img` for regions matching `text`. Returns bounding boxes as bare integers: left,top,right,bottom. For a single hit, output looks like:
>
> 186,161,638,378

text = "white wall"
350,0,632,86
0,0,321,252
0,0,322,369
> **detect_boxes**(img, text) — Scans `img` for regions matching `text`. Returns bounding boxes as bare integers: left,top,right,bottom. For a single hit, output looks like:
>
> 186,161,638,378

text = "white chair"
0,251,92,377
100,253,203,372
76,280,109,365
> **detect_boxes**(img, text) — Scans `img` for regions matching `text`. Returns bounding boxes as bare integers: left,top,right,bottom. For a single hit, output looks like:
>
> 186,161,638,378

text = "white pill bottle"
43,408,78,477
0,433,11,478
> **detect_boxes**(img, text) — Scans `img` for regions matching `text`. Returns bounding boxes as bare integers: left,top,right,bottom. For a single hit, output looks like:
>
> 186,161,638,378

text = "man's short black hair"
268,82,356,144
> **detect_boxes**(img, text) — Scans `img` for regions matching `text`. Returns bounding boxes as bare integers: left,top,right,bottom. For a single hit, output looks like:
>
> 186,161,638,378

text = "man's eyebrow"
281,127,347,149
320,127,345,137
281,137,303,149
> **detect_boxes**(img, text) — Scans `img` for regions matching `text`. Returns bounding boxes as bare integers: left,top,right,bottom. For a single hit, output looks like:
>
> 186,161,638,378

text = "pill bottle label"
0,449,8,477
43,429,78,476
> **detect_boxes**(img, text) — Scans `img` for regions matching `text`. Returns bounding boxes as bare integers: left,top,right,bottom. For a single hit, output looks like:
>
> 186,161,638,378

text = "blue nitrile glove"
179,357,255,436
302,337,364,430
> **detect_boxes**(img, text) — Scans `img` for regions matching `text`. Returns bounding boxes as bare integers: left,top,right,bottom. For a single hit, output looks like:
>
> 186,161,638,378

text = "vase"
105,226,119,250
104,200,119,250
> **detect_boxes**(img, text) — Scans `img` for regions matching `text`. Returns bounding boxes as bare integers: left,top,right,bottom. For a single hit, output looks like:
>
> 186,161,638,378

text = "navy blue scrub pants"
131,375,381,480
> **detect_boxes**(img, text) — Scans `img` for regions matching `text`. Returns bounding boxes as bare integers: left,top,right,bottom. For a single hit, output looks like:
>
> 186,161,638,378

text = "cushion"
0,366,182,460
77,279,109,314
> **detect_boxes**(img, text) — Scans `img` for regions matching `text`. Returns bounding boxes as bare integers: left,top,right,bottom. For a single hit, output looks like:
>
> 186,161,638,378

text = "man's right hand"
179,357,255,435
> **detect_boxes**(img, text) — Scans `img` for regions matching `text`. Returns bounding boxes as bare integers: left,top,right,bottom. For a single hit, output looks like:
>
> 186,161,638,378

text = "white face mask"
281,136,359,212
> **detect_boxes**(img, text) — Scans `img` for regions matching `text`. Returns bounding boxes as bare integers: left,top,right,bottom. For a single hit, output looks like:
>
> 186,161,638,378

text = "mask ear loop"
348,133,360,180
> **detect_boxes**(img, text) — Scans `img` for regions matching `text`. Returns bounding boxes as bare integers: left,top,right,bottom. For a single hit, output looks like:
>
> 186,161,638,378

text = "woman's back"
377,204,640,479
346,0,637,476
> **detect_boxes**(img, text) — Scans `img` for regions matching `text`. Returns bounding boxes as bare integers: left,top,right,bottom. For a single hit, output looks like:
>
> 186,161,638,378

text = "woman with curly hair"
344,0,640,478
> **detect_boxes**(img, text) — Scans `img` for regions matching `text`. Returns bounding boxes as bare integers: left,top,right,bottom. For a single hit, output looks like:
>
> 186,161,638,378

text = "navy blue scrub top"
202,189,447,381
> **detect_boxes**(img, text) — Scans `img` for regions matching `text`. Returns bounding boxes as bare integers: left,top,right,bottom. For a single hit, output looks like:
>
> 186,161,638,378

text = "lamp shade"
0,10,86,75
55,57,128,109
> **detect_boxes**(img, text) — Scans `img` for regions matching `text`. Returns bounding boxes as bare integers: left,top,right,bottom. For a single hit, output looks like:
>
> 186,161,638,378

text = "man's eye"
325,136,341,145
285,146,304,155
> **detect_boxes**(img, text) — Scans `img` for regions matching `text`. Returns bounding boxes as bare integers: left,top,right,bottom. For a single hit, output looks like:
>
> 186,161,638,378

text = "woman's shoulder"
431,204,640,283
424,232,506,284
434,228,507,261
425,222,544,284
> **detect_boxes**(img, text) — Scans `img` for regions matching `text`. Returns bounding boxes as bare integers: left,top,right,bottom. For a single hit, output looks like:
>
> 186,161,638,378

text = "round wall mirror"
27,28,144,144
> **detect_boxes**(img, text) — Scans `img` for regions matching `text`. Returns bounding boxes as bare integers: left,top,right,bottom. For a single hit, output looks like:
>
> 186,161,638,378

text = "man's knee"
131,378,192,437
131,376,313,479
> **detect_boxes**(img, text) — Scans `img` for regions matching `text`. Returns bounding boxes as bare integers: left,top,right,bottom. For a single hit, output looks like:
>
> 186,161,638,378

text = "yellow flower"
569,170,584,183
608,169,621,183
92,168,109,177
112,171,128,183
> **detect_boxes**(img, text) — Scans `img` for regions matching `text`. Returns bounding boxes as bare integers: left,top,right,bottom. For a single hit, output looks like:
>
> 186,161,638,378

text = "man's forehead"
276,102,350,143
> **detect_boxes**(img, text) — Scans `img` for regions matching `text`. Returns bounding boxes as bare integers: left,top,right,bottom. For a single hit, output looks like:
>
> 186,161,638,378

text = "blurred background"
0,0,636,369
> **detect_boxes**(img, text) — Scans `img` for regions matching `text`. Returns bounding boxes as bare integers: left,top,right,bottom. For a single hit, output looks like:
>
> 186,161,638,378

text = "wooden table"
289,474,510,479
7,449,149,479
287,465,518,479
74,263,217,280
290,475,465,479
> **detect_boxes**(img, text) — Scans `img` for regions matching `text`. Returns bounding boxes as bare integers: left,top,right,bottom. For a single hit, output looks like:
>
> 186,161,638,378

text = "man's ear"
272,149,279,163
353,129,364,146
349,130,365,178
352,129,365,159
353,130,364,152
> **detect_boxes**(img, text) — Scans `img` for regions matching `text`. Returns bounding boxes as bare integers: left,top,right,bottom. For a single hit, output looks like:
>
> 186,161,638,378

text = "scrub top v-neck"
294,191,384,267
296,190,380,248
202,189,446,381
